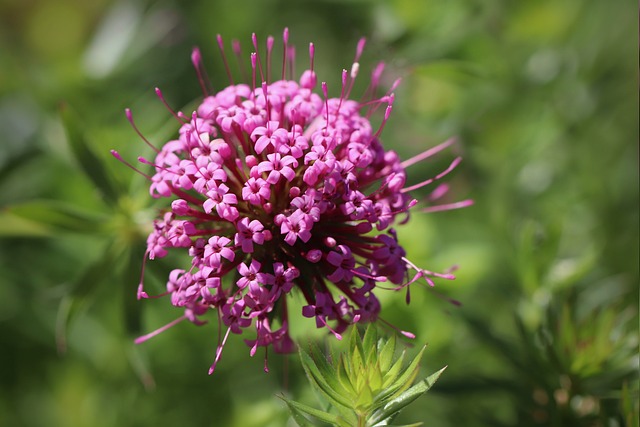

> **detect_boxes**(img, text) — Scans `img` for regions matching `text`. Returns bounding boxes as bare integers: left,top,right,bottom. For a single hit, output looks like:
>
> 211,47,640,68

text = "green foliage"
281,326,445,426
0,0,636,426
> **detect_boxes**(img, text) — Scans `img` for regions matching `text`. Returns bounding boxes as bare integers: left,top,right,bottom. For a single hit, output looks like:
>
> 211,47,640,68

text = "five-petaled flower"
116,28,472,374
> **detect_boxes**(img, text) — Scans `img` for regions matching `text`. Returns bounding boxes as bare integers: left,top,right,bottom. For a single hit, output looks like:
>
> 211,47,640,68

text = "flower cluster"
117,29,471,374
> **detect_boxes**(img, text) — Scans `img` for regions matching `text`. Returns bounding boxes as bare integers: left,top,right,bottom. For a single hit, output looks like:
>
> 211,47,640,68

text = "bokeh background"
0,0,638,426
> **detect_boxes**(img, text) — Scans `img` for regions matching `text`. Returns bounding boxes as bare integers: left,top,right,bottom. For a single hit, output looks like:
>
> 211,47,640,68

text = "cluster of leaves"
282,326,445,427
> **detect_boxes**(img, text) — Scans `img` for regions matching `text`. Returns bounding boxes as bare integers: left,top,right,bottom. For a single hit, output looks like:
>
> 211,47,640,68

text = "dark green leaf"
372,366,446,425
7,200,106,234
60,103,120,203
300,347,353,410
279,395,339,426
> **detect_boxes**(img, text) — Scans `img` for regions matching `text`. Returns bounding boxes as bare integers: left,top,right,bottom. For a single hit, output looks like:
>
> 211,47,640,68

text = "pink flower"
122,29,469,374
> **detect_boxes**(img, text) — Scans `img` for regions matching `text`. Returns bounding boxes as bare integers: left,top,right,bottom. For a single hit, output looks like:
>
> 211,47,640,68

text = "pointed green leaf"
279,396,337,426
378,335,396,373
350,323,366,361
0,211,52,237
362,325,378,360
300,347,353,410
389,345,426,392
373,423,423,427
372,366,446,424
381,350,405,389
60,103,120,203
56,242,119,353
7,200,106,234
307,342,353,400
123,244,145,335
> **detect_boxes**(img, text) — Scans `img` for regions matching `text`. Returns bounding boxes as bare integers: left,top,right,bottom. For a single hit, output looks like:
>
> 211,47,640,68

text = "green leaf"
381,351,405,389
122,244,145,335
56,241,119,353
0,211,52,237
372,366,446,425
378,335,396,373
362,325,378,361
60,103,120,203
7,200,106,234
384,346,426,399
373,423,423,427
300,347,353,410
308,342,354,401
279,395,339,426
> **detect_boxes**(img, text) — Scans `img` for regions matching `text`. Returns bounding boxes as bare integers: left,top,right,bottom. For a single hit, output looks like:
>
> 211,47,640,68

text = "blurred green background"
0,0,637,426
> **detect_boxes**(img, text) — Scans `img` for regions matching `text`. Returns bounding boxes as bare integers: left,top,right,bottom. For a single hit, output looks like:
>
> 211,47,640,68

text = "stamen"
125,109,160,153
262,81,271,122
110,150,152,180
287,45,296,79
309,42,315,71
135,315,187,344
345,62,359,100
191,47,212,96
232,39,249,82
137,156,172,174
400,137,457,169
354,37,366,63
250,52,258,96
374,102,393,138
263,347,269,373
209,327,231,375
155,88,186,124
401,157,463,193
266,35,274,83
351,268,387,282
335,69,348,121
318,316,342,340
281,27,289,80
422,199,474,213
321,81,329,129
251,33,264,82
216,34,234,85
429,183,450,201
378,317,415,339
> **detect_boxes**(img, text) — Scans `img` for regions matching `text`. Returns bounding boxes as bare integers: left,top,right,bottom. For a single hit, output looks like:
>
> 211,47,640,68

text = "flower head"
118,29,471,374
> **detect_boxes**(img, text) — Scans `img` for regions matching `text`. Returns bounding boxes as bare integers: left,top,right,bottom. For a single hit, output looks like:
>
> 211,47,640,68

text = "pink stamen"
250,53,257,95
281,27,289,80
155,88,186,124
318,316,342,341
135,315,187,344
262,81,271,122
351,268,387,282
209,327,231,375
321,81,329,128
266,35,274,83
354,37,366,62
422,199,474,213
137,156,172,173
125,109,160,153
287,45,296,79
216,34,234,85
232,39,248,82
379,317,415,339
191,47,211,96
309,43,315,71
110,150,152,180
400,137,457,169
251,33,264,82
401,157,463,193
374,103,393,138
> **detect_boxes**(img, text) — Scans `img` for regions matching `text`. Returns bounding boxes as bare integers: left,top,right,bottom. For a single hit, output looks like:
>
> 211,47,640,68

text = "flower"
117,29,472,374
